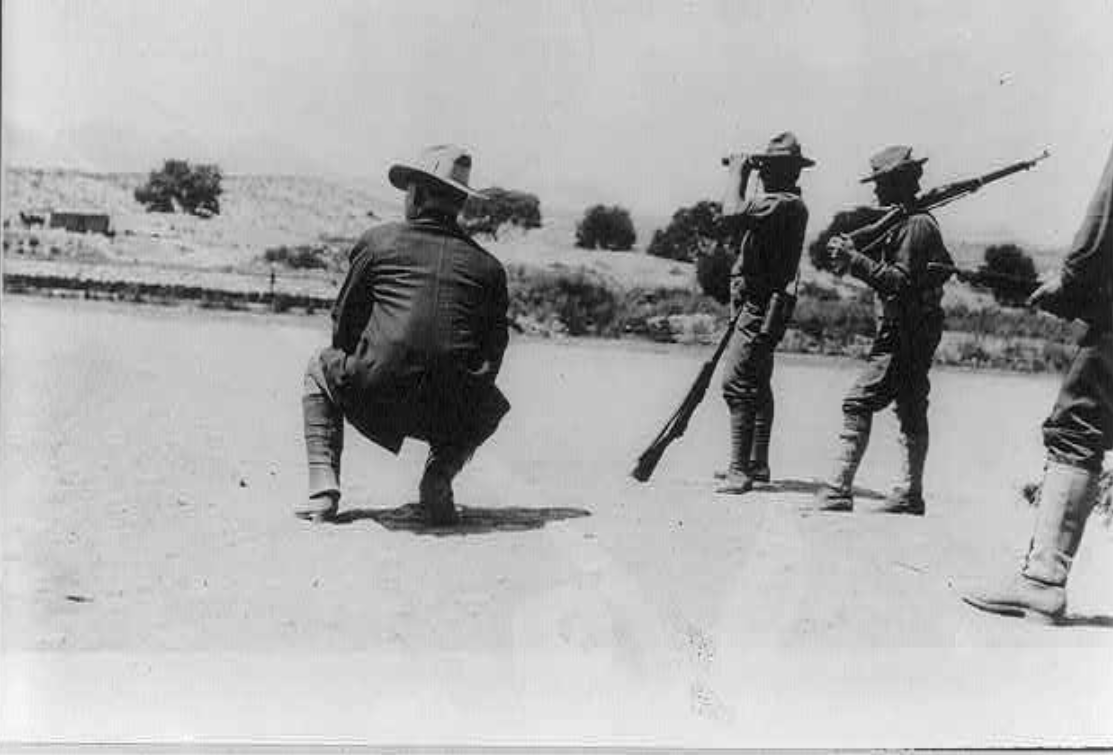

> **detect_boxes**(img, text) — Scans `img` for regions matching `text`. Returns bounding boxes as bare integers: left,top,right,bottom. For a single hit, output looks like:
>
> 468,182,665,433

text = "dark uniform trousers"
1043,327,1113,472
721,297,776,421
842,300,944,436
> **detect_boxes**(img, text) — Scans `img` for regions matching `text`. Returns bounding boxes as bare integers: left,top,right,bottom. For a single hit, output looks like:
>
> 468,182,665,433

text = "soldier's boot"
419,442,473,526
296,392,344,522
748,398,773,484
962,460,1099,623
812,412,872,512
717,403,757,495
879,431,928,515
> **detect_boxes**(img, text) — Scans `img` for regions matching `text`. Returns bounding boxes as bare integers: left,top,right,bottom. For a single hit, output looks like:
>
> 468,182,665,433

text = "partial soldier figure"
297,145,511,525
716,132,813,494
963,143,1112,623
814,146,954,514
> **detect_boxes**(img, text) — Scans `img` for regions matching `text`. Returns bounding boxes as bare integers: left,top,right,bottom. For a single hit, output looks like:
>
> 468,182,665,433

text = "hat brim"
388,164,485,198
859,157,928,183
758,154,816,168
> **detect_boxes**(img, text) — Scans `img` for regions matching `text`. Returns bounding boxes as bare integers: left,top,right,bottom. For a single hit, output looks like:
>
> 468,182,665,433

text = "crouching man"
298,145,510,525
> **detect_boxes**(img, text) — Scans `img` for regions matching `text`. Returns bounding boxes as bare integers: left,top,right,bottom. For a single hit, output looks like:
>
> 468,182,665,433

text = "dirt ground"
2,296,1111,747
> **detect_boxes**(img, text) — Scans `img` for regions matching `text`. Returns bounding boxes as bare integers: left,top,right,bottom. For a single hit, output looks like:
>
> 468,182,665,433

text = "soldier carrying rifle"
963,143,1113,623
715,132,814,494
814,146,955,514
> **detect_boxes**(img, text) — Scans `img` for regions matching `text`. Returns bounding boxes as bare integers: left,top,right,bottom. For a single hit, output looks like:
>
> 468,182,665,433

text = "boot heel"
1021,608,1063,626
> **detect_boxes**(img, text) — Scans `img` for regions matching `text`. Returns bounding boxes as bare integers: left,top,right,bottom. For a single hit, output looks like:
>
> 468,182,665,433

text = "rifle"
926,263,1039,301
631,312,741,482
836,150,1051,263
929,262,1105,324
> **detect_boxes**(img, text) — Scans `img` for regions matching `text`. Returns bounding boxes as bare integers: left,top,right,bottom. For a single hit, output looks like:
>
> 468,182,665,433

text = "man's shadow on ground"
756,477,887,501
332,502,591,536
1055,614,1113,628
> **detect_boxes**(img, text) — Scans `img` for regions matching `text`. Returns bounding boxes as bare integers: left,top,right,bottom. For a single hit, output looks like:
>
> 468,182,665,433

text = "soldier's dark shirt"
728,189,809,299
847,211,953,315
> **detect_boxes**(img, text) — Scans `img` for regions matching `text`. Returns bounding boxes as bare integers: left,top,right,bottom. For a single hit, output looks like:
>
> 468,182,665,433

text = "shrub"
508,268,620,336
575,205,636,251
808,206,889,272
982,243,1038,307
135,159,223,217
460,187,542,238
264,245,330,270
646,200,738,304
695,245,734,305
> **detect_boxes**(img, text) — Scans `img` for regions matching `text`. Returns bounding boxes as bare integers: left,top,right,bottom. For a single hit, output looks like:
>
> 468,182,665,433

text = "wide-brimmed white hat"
388,144,484,198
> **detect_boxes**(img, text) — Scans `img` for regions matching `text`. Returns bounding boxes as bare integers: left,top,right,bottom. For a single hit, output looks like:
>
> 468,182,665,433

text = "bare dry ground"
2,296,1111,747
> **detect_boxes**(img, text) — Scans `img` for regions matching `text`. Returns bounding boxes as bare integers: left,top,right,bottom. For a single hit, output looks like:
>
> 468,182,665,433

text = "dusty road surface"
2,296,1111,747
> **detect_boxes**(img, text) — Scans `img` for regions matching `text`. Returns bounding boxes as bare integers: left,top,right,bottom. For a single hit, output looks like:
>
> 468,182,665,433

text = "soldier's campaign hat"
757,132,816,167
389,144,484,198
860,145,928,183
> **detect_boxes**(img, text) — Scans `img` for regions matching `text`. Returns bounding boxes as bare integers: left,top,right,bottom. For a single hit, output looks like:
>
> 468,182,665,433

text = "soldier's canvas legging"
302,349,502,497
303,353,344,498
1043,329,1113,472
721,304,777,475
831,307,945,494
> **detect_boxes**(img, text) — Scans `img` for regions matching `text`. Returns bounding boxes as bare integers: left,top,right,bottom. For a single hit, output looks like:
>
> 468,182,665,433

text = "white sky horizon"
4,0,1112,248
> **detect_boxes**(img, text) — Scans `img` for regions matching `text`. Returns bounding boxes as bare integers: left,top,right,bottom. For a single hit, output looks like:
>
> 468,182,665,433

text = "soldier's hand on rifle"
826,233,856,275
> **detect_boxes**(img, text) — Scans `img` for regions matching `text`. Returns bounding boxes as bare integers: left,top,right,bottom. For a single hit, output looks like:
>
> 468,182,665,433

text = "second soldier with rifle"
813,146,954,514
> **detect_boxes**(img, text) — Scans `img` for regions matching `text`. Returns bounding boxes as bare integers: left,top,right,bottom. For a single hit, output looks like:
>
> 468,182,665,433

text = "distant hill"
4,166,1062,293
3,167,694,290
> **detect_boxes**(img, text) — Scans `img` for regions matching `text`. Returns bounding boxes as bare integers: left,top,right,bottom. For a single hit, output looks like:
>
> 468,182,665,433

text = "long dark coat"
319,211,510,453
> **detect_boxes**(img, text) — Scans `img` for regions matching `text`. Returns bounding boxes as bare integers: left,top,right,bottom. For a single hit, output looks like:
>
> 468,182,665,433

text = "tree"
982,243,1038,307
646,200,735,304
807,206,889,272
460,187,542,238
575,205,636,251
134,159,224,217
646,200,724,262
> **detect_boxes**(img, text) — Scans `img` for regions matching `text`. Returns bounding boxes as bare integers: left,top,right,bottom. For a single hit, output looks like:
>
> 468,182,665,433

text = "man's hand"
826,233,856,276
1026,271,1064,310
467,359,495,379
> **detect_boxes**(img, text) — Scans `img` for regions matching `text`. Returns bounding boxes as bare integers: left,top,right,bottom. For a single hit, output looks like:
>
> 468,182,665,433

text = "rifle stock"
631,314,740,482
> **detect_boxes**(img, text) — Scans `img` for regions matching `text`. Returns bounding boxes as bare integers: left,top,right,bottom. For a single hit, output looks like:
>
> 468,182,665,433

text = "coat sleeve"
483,265,510,381
774,201,808,292
847,214,942,297
1061,144,1113,297
723,194,781,233
330,238,377,353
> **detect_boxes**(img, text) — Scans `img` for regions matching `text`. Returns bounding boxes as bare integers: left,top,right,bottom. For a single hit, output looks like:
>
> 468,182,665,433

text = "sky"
3,0,1112,246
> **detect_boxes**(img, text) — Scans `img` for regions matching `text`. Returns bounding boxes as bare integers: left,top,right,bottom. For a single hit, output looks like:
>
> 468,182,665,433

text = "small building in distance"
48,210,113,236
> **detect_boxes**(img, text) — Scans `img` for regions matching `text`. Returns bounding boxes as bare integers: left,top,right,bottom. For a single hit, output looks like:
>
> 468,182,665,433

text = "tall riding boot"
296,392,344,522
880,431,928,515
813,412,872,511
717,402,757,494
962,460,1099,623
419,442,473,526
749,391,773,483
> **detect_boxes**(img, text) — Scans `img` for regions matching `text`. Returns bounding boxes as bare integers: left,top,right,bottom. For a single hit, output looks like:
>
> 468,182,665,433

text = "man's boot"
419,442,472,526
717,402,757,494
962,460,1099,623
748,395,773,484
812,412,872,512
879,431,928,515
296,392,344,522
